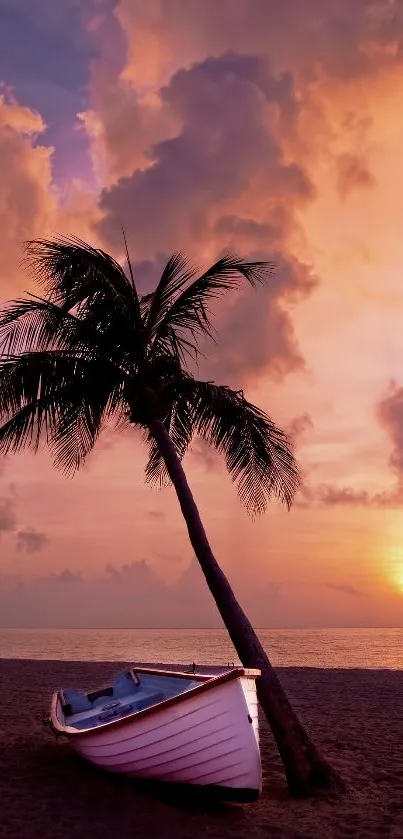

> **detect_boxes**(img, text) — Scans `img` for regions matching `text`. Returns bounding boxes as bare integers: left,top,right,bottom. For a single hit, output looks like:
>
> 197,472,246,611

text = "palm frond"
150,255,274,360
50,385,127,475
121,228,137,296
166,377,299,514
0,292,141,375
0,400,56,456
0,296,94,357
144,253,196,341
0,351,127,474
0,237,297,519
24,236,142,330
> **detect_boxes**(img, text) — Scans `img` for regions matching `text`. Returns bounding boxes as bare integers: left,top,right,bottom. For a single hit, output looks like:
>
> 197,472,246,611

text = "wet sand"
1,659,402,839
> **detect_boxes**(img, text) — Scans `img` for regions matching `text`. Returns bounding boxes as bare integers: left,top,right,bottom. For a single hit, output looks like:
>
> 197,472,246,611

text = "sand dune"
1,660,402,839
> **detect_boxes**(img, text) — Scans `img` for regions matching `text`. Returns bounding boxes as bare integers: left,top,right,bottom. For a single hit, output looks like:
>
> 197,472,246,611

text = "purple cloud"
96,53,316,385
17,527,49,554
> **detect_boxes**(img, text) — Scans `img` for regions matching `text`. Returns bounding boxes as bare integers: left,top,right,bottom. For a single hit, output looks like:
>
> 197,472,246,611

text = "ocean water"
0,627,402,669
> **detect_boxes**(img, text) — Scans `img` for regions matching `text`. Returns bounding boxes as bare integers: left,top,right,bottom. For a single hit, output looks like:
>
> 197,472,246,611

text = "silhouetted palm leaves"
0,237,300,514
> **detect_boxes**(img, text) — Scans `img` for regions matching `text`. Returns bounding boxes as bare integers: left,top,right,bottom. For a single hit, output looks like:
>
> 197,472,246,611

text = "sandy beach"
1,660,402,839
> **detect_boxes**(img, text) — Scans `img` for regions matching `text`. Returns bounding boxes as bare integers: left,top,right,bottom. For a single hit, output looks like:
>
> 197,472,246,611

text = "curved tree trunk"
149,418,345,798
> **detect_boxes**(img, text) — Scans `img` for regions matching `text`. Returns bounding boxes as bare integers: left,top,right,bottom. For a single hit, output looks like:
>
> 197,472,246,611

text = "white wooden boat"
49,664,262,801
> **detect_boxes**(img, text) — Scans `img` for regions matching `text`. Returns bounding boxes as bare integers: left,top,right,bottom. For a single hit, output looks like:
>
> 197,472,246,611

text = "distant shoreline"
1,656,403,672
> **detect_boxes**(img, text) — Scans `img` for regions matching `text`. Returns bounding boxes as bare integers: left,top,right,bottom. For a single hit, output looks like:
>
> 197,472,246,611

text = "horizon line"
1,625,403,631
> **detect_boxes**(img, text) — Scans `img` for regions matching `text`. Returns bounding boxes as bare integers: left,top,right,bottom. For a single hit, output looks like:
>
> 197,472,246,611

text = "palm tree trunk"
149,418,345,797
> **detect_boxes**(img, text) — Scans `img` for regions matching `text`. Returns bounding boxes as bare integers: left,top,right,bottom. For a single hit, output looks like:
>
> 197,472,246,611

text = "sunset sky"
1,0,403,628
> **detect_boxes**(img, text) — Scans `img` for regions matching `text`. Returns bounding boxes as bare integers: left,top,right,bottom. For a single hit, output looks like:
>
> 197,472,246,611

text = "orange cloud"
335,153,376,199
0,92,101,297
0,94,56,293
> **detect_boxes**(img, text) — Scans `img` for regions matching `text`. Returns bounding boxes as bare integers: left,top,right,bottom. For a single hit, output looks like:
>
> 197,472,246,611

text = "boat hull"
51,668,261,801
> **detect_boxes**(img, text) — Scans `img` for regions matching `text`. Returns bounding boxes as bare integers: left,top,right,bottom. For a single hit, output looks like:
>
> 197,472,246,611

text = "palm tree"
0,237,344,796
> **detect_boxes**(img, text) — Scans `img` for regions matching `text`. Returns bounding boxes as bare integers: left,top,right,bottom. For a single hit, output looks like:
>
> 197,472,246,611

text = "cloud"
295,480,403,510
77,0,403,397
189,438,221,472
0,0,106,188
96,52,316,386
98,53,312,257
0,78,101,301
0,493,17,534
114,0,403,89
129,250,316,388
105,563,121,579
16,527,49,554
82,0,403,196
316,485,372,507
201,253,317,386
285,413,314,444
0,485,50,551
336,153,376,199
80,0,177,184
326,583,364,597
316,382,403,509
295,381,403,509
376,382,403,484
0,557,283,628
49,568,82,583
0,92,56,293
1,556,399,629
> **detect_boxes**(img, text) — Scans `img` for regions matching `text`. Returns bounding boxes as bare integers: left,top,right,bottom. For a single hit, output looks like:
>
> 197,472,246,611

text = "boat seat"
87,687,114,703
95,690,165,719
61,689,92,716
112,670,140,700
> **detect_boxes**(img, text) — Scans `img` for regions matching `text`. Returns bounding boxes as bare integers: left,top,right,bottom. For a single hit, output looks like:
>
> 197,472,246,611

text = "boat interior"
60,669,201,730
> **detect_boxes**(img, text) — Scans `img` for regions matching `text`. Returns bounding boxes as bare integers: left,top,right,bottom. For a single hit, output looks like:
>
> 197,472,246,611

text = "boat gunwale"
50,666,260,739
